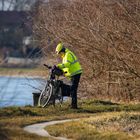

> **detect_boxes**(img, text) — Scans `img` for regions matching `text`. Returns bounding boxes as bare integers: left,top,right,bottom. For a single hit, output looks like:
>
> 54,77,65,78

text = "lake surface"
0,76,45,107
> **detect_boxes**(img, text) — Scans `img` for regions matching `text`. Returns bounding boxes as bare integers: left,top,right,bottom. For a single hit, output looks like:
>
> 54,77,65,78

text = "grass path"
24,119,79,140
24,112,140,140
0,100,140,140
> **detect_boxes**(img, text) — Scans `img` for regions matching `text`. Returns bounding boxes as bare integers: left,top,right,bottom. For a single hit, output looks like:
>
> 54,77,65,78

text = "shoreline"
0,75,44,79
0,67,47,78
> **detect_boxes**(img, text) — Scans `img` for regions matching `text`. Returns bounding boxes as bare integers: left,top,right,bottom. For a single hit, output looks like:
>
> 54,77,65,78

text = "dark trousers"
61,73,81,108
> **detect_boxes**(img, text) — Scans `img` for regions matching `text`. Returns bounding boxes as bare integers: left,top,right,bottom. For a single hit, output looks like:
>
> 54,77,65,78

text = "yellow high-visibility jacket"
57,48,82,77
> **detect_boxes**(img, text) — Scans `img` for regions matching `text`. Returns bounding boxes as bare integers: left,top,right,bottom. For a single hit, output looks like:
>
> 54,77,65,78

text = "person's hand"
57,64,61,69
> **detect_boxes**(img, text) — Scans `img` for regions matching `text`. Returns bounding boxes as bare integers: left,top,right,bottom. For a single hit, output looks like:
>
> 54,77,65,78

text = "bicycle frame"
38,64,63,107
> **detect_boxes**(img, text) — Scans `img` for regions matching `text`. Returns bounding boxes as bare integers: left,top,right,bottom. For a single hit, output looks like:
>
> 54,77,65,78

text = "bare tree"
33,0,140,102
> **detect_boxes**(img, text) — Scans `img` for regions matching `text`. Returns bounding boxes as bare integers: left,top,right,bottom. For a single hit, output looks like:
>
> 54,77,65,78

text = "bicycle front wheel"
38,83,53,107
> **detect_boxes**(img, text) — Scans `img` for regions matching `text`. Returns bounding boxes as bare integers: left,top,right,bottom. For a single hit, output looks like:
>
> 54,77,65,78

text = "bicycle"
38,64,70,107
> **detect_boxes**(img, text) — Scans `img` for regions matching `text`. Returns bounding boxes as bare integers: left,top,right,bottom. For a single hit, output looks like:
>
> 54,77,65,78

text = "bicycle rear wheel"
38,83,53,107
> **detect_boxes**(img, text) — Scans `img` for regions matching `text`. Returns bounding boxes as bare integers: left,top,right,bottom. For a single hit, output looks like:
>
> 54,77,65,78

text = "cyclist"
56,43,82,109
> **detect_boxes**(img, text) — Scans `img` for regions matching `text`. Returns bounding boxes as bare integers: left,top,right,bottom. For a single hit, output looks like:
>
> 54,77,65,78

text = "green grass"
91,112,140,135
0,99,140,140
46,118,135,140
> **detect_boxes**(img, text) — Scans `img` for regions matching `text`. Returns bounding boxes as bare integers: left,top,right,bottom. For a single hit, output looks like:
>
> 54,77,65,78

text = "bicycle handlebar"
43,64,52,69
44,64,67,78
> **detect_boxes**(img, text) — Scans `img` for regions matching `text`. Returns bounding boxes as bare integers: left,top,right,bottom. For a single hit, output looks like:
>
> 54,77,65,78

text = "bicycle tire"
38,83,53,107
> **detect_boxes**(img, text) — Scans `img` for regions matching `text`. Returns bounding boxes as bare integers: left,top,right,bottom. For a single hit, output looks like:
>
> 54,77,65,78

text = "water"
0,76,45,107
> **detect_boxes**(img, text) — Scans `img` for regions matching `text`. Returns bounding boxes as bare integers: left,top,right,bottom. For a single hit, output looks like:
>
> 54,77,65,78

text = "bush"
33,0,140,102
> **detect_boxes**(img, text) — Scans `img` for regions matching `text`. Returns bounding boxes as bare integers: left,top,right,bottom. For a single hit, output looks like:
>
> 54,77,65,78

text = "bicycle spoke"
38,83,53,107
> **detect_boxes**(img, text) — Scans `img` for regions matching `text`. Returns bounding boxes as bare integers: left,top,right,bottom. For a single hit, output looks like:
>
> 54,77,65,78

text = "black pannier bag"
61,83,71,97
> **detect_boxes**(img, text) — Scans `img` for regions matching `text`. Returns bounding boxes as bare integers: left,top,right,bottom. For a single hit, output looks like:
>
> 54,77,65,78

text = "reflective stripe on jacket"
57,48,82,77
